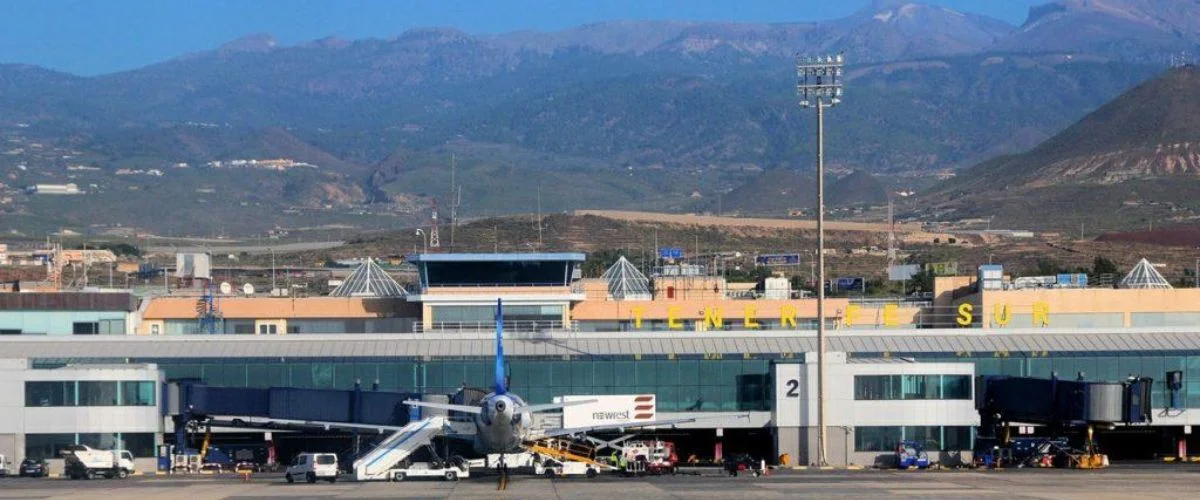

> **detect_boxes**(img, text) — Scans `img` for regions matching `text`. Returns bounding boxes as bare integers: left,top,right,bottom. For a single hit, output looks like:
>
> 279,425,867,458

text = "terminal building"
0,253,1199,470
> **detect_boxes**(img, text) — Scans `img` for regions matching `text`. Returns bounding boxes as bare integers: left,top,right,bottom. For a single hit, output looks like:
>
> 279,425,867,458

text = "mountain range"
920,65,1200,232
2,0,1199,234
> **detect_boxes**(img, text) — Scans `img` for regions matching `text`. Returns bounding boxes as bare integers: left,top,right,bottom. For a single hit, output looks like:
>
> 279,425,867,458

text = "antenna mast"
887,195,896,268
449,154,459,248
536,184,543,249
429,197,441,249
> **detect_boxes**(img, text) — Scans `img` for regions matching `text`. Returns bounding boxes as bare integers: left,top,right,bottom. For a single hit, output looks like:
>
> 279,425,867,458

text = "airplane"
404,299,715,455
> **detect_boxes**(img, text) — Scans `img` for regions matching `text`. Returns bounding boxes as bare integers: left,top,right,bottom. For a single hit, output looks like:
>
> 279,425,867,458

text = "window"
854,426,902,452
258,324,277,334
233,323,254,334
940,375,971,399
150,324,161,335
25,433,76,460
78,381,119,406
73,322,99,335
855,426,973,452
854,375,971,400
118,433,156,457
25,381,75,407
902,375,938,400
0,329,21,335
120,381,156,406
316,455,336,465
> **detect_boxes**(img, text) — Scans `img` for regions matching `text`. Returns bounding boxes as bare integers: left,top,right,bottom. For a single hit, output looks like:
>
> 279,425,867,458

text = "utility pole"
797,53,844,467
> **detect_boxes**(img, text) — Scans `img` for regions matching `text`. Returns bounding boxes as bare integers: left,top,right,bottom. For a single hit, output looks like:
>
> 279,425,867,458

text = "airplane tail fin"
494,298,507,395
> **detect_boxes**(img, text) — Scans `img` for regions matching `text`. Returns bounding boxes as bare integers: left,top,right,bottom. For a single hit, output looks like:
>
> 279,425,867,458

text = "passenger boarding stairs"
526,438,616,470
354,416,447,480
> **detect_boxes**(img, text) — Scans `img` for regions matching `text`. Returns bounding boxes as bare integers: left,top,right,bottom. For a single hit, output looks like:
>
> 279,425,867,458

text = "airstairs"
354,416,447,480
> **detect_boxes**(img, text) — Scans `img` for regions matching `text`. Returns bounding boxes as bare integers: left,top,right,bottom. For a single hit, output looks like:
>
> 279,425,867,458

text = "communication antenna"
887,194,896,268
243,283,255,295
536,184,544,249
219,282,233,295
429,197,441,249
449,154,459,248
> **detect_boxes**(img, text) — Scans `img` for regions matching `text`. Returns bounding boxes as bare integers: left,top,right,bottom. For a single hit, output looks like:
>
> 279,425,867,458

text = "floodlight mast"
795,53,843,467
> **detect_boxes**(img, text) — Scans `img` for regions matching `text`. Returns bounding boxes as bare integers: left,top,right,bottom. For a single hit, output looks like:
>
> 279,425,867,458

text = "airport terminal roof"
406,253,586,263
4,328,1200,360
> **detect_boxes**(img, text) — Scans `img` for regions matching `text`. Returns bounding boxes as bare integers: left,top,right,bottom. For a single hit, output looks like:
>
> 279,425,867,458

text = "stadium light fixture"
795,52,844,467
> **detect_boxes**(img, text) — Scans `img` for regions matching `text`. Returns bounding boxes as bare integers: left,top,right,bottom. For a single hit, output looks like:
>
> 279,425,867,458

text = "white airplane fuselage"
472,392,530,454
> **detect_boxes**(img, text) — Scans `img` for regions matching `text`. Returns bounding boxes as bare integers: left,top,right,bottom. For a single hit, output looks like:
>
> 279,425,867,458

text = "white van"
285,453,338,483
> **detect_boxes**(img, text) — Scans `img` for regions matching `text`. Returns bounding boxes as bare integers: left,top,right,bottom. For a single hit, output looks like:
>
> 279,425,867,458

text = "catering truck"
62,445,136,479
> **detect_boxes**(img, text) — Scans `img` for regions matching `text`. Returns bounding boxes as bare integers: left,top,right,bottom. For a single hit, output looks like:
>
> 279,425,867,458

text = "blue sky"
0,0,1042,76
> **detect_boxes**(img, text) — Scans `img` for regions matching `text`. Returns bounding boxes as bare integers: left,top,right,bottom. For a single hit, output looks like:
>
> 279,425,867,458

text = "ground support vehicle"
896,440,931,470
62,446,135,480
284,453,338,484
390,458,470,482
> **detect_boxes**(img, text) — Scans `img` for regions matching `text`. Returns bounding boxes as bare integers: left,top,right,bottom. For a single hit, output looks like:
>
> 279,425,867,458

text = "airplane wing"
522,399,597,414
532,413,750,439
403,399,483,414
533,417,699,439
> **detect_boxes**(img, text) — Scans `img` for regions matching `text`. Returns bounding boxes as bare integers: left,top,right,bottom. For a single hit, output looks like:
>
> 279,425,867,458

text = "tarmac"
1,465,1198,499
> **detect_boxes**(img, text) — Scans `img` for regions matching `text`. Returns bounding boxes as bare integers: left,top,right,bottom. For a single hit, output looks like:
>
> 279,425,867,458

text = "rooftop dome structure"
329,258,407,297
1118,258,1172,289
600,256,651,300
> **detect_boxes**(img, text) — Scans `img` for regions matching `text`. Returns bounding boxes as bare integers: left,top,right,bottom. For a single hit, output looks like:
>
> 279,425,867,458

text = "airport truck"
62,445,136,479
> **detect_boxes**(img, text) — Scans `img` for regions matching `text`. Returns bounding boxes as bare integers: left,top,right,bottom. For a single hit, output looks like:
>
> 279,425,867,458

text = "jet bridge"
974,375,1153,468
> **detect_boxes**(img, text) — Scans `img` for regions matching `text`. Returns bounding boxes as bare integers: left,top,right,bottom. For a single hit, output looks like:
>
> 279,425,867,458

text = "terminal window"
854,375,971,400
24,380,156,407
423,261,573,286
855,426,973,452
73,322,99,335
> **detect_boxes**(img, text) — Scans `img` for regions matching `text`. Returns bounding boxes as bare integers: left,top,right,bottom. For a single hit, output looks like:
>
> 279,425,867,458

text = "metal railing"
415,320,569,333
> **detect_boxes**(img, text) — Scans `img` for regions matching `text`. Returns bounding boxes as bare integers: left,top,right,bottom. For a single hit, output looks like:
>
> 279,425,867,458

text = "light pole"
797,53,843,467
269,247,277,294
415,229,428,253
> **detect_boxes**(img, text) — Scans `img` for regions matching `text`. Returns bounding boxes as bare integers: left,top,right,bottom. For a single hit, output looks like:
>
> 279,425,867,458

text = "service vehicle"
61,445,135,480
621,440,678,475
723,454,763,477
19,457,50,477
284,453,338,483
390,458,470,482
895,440,930,470
533,455,601,478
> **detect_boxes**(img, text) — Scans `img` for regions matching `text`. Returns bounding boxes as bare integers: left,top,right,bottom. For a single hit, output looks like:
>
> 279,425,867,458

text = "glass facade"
29,351,1200,415
854,375,971,401
163,318,412,335
146,357,772,411
431,305,563,323
25,432,156,459
24,381,156,407
855,426,973,452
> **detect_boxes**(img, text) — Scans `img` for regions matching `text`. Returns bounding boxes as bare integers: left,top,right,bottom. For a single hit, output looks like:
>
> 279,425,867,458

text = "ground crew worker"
610,451,619,465
617,453,628,472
